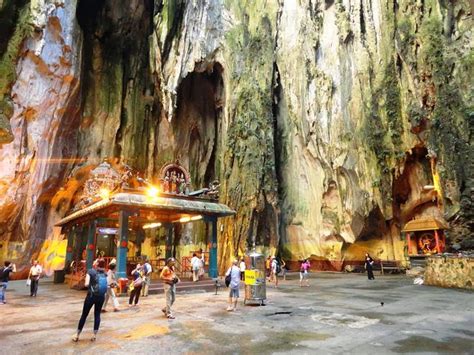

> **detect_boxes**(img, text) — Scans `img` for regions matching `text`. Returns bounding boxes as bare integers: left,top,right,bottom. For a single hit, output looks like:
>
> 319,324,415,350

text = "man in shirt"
225,259,241,311
190,253,201,282
0,261,16,304
160,258,179,319
28,260,43,297
141,259,152,297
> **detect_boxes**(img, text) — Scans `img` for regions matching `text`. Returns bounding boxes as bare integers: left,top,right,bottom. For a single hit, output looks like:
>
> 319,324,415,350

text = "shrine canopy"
401,217,448,233
55,190,235,229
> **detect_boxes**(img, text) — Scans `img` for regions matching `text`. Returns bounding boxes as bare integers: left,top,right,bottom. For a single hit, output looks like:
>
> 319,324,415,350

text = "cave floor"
0,272,473,354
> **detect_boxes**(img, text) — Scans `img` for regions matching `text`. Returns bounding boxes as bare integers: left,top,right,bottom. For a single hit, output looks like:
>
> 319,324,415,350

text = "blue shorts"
229,287,239,298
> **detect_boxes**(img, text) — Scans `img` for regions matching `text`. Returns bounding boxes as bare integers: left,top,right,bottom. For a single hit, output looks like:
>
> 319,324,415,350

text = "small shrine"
56,160,235,286
402,217,448,256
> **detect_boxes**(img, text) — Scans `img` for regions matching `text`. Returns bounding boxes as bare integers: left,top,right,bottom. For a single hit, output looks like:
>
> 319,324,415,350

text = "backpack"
89,270,107,296
275,260,281,275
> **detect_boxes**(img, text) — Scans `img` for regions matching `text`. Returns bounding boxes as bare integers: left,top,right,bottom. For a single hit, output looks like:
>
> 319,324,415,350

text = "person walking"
129,264,143,307
102,263,119,312
28,260,43,297
191,253,201,282
365,253,375,280
225,259,241,311
270,256,279,287
299,259,310,287
160,258,179,319
0,261,16,305
280,258,287,281
72,258,108,342
141,259,152,297
199,249,206,279
239,258,246,281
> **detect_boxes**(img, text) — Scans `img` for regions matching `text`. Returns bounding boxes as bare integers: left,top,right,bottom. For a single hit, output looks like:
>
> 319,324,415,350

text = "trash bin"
244,251,266,305
53,269,65,284
118,278,129,295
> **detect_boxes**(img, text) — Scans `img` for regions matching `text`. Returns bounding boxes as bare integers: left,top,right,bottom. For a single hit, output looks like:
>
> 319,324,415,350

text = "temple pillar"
116,210,130,279
406,233,411,255
86,221,96,270
206,216,218,278
165,223,173,259
434,230,440,254
65,227,74,263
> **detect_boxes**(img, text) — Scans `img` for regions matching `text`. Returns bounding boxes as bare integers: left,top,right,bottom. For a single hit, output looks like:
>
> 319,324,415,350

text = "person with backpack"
141,259,152,297
0,261,16,305
225,259,241,312
72,258,108,342
129,264,144,307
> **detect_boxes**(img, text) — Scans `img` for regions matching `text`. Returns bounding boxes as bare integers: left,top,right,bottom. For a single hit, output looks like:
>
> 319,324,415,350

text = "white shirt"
239,261,246,272
226,265,241,289
30,265,42,277
191,256,201,270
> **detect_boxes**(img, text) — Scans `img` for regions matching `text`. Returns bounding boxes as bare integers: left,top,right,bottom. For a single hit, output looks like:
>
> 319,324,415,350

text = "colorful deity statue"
163,171,170,193
171,171,177,193
179,173,186,194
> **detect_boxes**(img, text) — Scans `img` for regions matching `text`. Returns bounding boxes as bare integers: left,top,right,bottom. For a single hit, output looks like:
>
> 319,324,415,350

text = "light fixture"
99,188,110,200
179,216,191,223
146,185,159,198
190,215,202,221
143,222,162,229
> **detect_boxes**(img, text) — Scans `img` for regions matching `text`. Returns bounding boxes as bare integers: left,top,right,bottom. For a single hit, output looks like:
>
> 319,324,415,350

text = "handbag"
26,279,31,286
225,268,232,287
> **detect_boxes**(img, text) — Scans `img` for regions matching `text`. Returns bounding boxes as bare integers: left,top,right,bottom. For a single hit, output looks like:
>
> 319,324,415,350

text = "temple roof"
402,217,448,232
55,192,235,228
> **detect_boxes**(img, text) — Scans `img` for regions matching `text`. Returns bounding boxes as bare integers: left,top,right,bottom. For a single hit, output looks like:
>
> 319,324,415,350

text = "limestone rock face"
0,0,472,271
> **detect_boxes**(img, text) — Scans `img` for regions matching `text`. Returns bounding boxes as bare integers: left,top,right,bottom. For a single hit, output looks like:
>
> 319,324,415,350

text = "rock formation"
0,0,472,272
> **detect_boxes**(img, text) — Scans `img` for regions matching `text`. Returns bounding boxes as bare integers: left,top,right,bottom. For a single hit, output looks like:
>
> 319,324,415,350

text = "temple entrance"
57,161,235,291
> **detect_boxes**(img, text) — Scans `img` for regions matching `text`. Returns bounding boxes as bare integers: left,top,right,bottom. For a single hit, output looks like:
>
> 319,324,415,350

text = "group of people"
72,256,179,342
0,260,44,304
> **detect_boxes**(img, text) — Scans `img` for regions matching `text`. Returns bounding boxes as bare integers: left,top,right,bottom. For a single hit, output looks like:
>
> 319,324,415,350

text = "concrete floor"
0,272,473,354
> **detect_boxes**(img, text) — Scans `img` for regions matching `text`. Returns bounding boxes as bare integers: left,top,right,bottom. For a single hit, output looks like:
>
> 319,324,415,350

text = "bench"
380,261,404,275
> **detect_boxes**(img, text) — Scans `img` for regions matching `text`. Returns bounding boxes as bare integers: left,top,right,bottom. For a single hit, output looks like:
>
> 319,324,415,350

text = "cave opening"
173,63,224,190
392,146,437,224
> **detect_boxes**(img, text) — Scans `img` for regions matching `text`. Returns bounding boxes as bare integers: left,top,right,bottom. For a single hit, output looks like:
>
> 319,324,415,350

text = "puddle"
311,312,380,328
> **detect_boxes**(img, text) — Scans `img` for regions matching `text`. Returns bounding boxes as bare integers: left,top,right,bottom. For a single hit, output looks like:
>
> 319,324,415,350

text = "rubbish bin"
118,278,129,295
244,251,266,305
53,269,65,284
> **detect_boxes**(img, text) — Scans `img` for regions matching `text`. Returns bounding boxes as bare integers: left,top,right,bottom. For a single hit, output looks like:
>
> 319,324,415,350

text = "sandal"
91,335,96,342
72,335,79,342
167,314,175,319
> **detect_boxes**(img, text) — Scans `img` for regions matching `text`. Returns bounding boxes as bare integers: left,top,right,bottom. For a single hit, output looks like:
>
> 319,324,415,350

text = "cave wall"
0,0,472,272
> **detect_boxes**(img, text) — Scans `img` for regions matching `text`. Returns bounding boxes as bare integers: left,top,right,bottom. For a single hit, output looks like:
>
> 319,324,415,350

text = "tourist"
160,257,179,319
199,249,206,279
225,259,241,311
265,256,271,279
28,260,43,297
102,263,119,312
72,258,107,342
365,253,375,280
0,261,16,304
299,259,310,287
129,263,143,307
191,253,201,282
141,259,152,297
239,258,246,281
280,258,287,281
270,256,279,287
